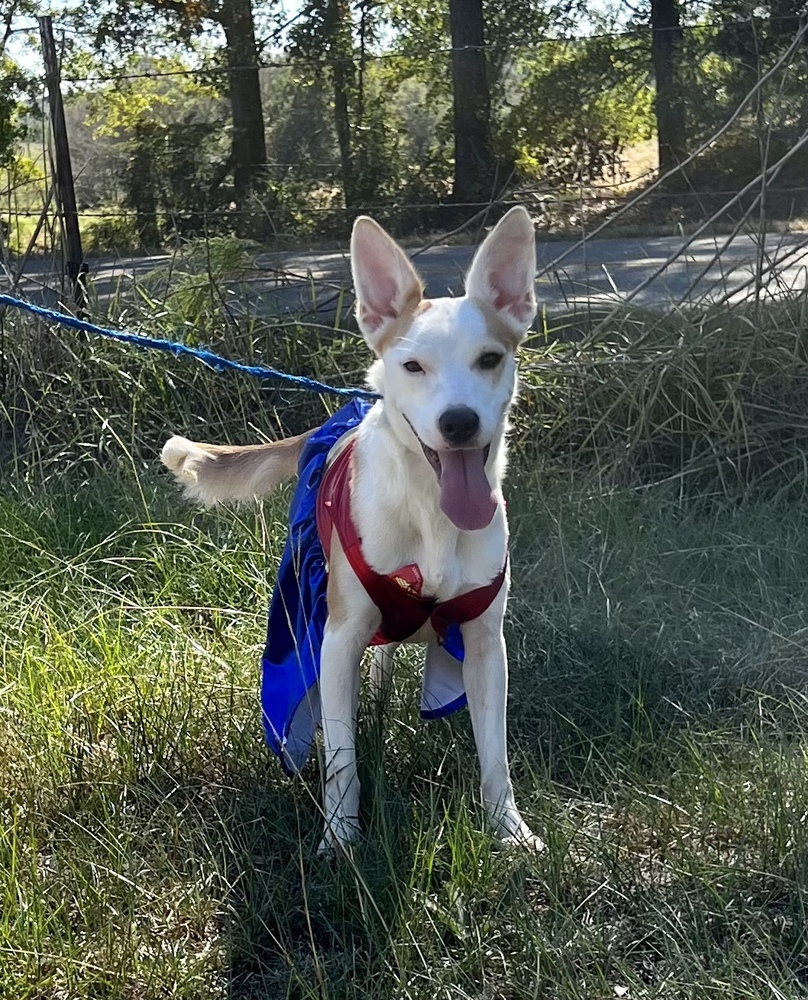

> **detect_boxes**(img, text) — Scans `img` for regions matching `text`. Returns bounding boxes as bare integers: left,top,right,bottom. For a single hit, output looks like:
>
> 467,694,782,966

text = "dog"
161,206,542,854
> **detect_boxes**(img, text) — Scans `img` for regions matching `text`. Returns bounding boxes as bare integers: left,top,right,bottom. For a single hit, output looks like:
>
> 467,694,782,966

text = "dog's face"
351,208,537,531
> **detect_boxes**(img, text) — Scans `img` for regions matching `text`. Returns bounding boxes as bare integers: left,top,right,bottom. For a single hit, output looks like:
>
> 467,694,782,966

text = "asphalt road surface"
8,231,808,320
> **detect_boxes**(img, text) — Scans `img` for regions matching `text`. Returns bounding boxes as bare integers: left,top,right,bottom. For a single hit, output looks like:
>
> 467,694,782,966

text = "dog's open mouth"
420,440,496,532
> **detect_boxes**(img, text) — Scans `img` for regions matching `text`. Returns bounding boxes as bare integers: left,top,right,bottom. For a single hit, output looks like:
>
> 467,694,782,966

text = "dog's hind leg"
369,643,398,708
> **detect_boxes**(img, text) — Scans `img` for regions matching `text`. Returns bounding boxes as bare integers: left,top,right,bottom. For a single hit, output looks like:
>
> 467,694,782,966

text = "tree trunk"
220,0,267,203
651,0,687,181
332,60,355,206
128,123,161,249
327,0,356,208
448,0,496,207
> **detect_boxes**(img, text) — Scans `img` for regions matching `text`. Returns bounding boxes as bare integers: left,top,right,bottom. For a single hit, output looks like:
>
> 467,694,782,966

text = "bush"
506,36,654,186
83,213,143,255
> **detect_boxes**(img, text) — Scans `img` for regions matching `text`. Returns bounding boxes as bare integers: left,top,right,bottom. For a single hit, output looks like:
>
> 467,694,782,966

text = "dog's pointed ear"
351,216,424,352
465,206,537,345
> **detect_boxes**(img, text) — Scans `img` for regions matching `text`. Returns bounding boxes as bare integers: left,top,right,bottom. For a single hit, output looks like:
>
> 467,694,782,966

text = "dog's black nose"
438,406,480,446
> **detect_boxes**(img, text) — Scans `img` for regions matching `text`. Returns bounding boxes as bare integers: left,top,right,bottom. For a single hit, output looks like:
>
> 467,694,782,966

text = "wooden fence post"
39,15,87,317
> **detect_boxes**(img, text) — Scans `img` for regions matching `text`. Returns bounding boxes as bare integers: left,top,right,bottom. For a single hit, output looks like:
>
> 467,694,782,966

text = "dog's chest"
357,504,507,601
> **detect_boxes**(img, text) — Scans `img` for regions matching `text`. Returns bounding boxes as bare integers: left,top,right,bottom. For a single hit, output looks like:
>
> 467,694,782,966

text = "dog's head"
351,206,537,531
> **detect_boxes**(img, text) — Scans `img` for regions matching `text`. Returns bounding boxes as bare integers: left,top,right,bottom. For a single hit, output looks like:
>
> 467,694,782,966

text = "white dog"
161,206,542,854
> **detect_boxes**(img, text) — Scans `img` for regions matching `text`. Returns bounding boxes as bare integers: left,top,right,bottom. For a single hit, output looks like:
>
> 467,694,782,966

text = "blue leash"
0,293,380,401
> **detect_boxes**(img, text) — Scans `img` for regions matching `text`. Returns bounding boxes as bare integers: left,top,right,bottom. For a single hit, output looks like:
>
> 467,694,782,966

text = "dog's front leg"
318,620,367,854
318,540,381,856
461,598,544,851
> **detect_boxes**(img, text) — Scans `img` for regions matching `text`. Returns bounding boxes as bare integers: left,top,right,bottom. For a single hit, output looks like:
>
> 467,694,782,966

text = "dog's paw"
501,828,546,853
317,817,361,859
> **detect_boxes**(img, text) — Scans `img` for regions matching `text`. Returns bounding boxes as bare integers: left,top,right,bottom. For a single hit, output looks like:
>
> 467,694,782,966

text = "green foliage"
688,128,808,203
646,4,808,197
0,43,40,187
286,0,399,208
0,57,28,168
262,55,452,234
1,1,40,169
388,0,552,85
507,36,655,184
0,153,46,252
83,57,229,245
10,0,808,238
82,212,145,255
347,68,452,215
712,0,808,74
670,13,808,145
264,68,337,176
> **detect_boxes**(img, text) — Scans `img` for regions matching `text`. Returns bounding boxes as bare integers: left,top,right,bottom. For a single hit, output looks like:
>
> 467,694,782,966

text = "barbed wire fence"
1,16,808,329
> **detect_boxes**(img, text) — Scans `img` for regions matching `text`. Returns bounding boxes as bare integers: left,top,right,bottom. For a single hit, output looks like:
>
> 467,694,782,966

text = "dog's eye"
403,361,424,373
477,352,503,370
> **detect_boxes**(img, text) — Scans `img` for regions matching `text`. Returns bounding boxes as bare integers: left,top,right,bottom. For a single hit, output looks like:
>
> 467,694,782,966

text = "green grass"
2,303,808,997
3,459,808,997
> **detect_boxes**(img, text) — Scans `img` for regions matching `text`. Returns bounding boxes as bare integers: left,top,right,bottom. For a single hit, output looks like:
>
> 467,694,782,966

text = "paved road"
8,231,808,319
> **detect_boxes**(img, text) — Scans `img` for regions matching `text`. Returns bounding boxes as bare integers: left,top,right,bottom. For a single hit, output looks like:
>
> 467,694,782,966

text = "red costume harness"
316,438,507,646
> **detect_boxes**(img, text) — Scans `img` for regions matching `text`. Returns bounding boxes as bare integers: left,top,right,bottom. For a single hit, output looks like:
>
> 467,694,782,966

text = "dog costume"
261,399,506,773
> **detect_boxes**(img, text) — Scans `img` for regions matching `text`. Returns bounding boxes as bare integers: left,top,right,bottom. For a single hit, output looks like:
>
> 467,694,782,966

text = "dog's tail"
161,429,316,506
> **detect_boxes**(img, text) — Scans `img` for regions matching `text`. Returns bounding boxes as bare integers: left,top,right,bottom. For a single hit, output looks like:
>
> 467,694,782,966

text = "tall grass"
517,303,808,496
2,297,808,997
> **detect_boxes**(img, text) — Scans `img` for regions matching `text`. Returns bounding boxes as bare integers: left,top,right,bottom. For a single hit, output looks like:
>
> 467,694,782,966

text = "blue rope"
0,293,380,401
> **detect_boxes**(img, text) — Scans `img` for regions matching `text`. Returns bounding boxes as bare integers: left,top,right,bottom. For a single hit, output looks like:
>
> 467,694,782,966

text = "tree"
448,0,498,207
286,0,356,206
325,0,356,206
710,0,808,117
0,57,28,169
217,0,267,201
288,0,395,209
386,0,551,210
68,0,268,205
650,0,687,178
1,1,37,168
85,60,228,245
508,35,654,185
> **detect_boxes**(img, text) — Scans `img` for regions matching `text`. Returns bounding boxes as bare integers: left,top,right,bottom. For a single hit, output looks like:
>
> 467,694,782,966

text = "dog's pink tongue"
439,448,497,531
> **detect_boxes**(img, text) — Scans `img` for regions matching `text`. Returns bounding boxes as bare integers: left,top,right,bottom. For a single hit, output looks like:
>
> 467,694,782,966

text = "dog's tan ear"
465,206,537,345
351,216,423,353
